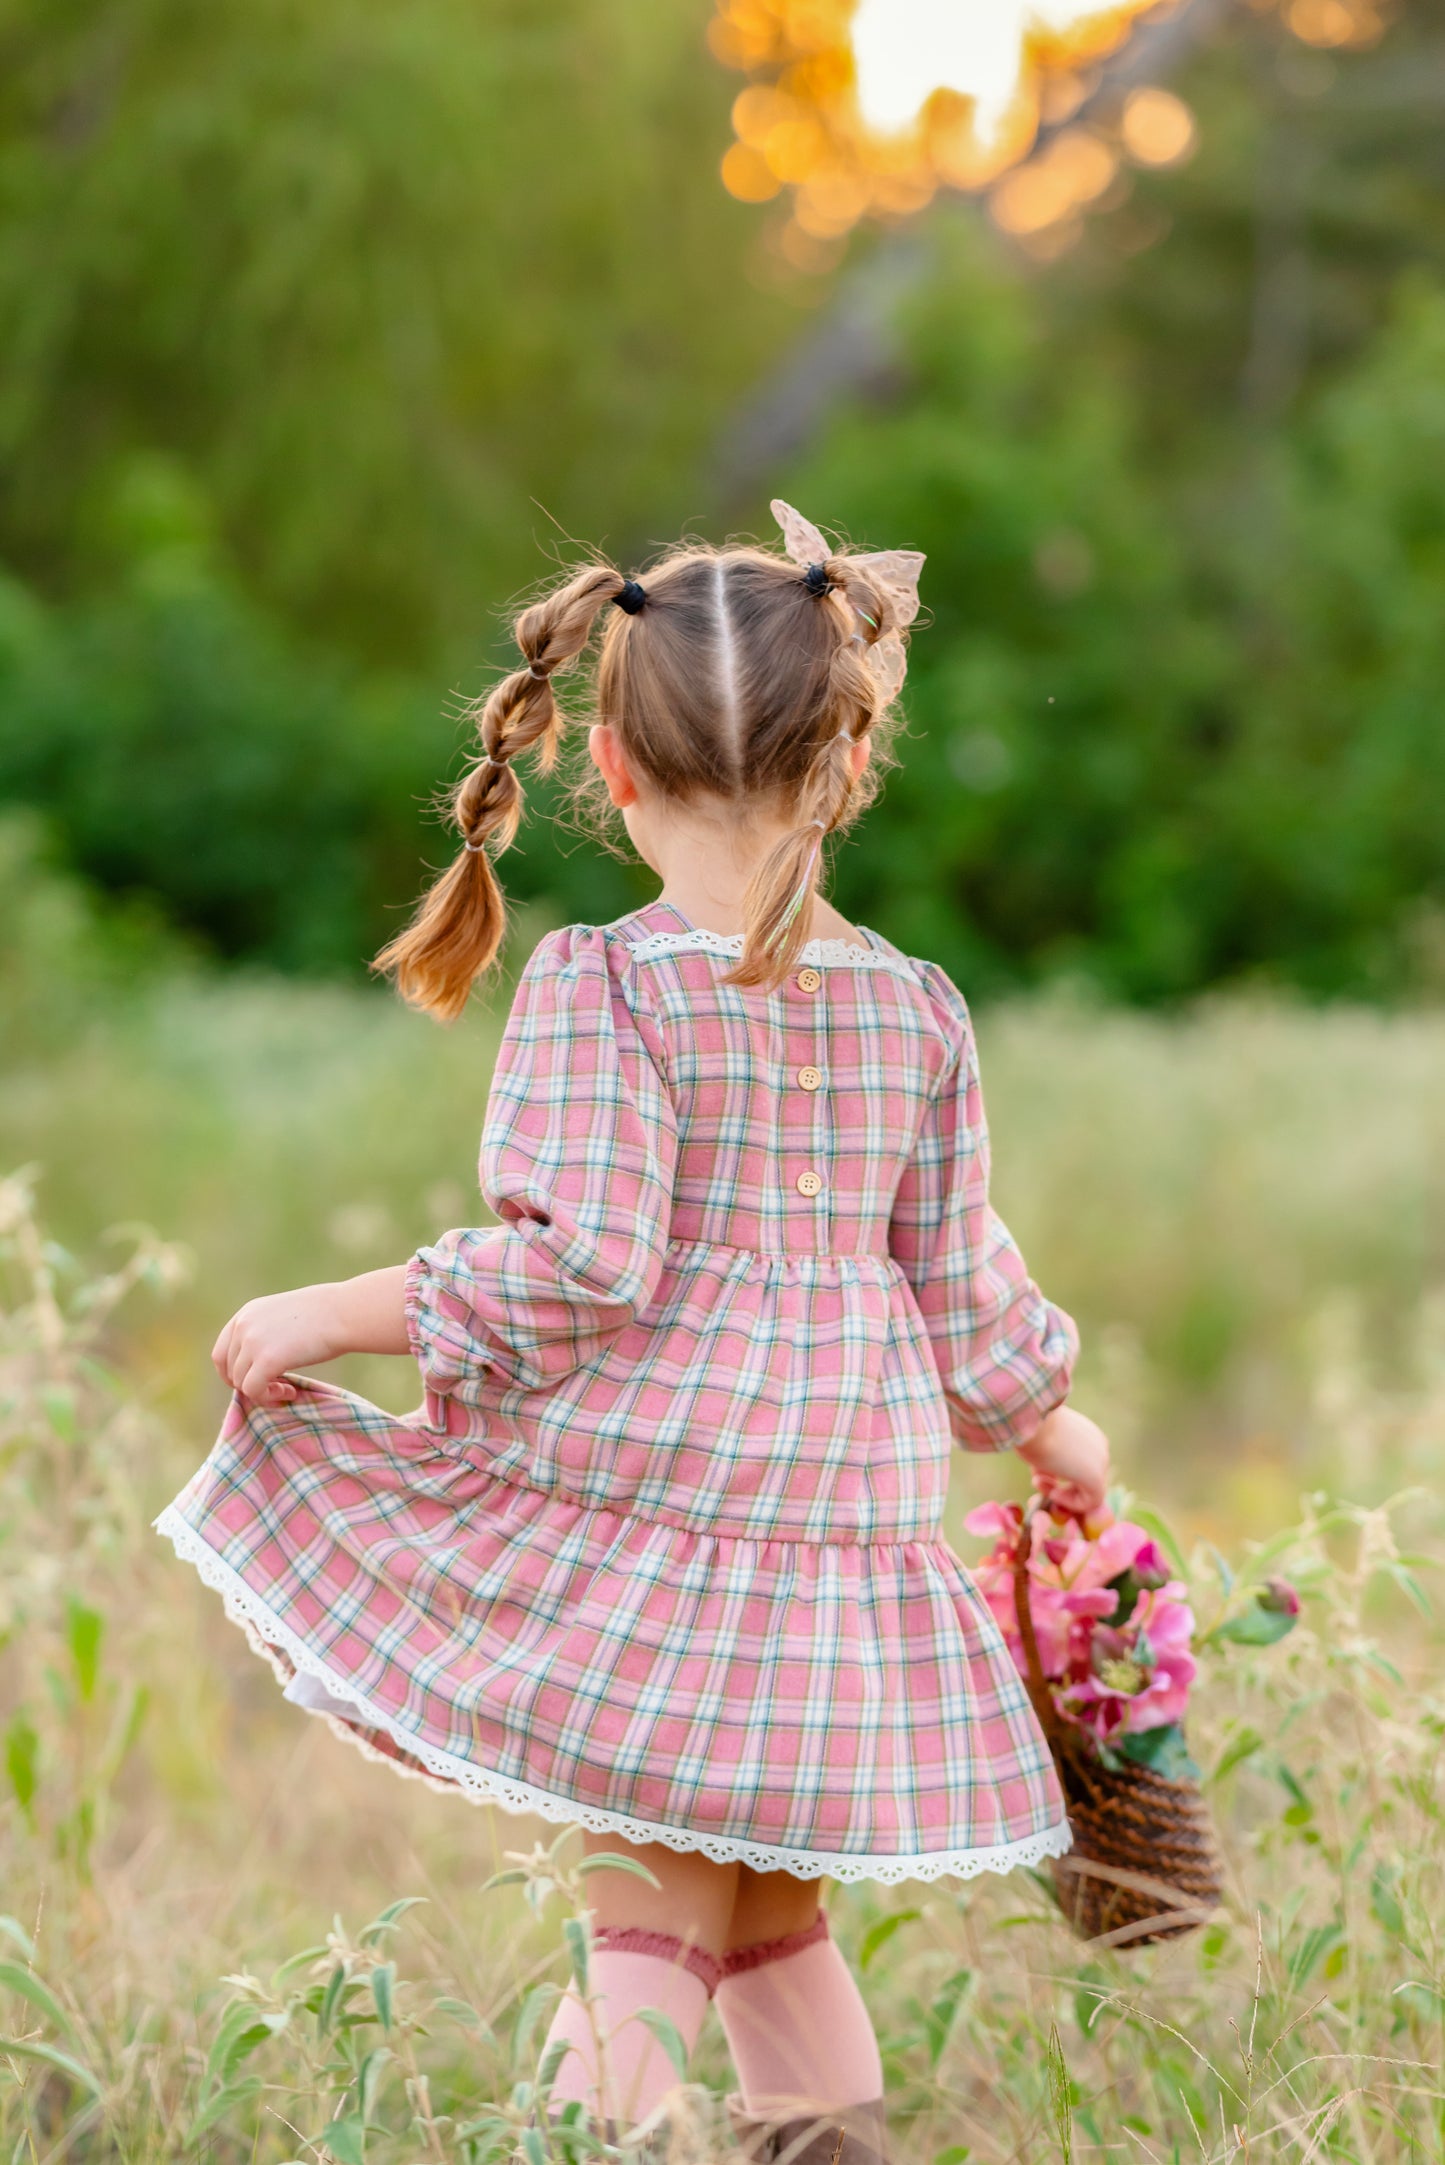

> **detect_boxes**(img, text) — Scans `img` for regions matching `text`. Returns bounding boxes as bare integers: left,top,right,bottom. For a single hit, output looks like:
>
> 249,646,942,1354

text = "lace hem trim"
155,1506,1073,1888
624,927,918,981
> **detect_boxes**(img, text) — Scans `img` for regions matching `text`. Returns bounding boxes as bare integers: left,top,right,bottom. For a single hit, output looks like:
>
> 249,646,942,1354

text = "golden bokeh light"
1285,0,1386,44
1120,85,1198,164
712,0,1387,264
713,0,1163,259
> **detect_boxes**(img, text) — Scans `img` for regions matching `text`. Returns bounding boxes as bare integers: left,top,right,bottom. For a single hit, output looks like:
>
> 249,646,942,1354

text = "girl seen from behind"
159,500,1110,2160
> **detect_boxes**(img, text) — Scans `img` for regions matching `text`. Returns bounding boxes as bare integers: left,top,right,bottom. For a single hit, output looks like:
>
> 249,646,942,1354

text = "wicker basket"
1012,1508,1224,1947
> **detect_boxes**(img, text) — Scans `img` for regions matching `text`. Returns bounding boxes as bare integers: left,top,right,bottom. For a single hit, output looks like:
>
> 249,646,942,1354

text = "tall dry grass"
1,1160,1441,2163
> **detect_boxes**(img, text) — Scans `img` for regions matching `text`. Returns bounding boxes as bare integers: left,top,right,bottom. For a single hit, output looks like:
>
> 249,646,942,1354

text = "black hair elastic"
615,579,648,615
803,562,832,597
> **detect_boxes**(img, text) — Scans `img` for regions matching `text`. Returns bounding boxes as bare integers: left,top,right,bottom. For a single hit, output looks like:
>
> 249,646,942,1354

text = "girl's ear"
588,723,639,807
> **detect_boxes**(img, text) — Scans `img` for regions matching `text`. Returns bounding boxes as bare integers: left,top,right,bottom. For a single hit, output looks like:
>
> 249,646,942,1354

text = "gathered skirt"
156,1380,1070,1885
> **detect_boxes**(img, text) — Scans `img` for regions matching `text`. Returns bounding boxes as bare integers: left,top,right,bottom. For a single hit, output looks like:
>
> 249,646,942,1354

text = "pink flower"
962,1500,1024,1545
1118,1586,1196,1732
967,1503,1199,1754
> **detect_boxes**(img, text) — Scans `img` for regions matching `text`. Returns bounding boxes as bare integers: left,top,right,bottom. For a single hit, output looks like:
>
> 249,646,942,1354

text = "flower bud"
1259,1576,1300,1616
1131,1539,1170,1590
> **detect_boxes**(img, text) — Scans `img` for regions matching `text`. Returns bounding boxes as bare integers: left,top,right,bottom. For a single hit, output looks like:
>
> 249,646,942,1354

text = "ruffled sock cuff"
719,1911,831,1979
592,1922,724,1997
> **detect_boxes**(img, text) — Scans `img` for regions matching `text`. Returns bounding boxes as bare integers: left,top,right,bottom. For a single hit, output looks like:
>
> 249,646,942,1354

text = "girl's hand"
212,1284,344,1406
1017,1405,1111,1516
212,1265,412,1407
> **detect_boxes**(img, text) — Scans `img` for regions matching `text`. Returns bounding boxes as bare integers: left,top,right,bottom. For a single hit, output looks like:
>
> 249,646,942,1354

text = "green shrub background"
4,1,1445,998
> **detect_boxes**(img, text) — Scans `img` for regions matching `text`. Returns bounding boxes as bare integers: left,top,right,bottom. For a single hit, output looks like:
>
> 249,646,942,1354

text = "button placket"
790,960,827,1218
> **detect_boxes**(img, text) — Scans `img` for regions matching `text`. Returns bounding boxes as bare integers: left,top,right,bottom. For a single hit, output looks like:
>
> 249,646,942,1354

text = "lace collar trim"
623,912,918,980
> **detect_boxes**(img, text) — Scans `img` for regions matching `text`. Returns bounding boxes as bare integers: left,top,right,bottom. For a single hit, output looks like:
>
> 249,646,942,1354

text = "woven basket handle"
1011,1495,1069,1754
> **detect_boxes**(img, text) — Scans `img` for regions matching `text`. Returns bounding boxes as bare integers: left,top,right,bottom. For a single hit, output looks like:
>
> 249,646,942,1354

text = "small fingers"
233,1348,298,1407
211,1316,237,1384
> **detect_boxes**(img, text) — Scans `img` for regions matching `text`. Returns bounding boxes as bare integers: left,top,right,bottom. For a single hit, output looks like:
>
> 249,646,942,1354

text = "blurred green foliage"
2,1,1445,996
809,250,1445,999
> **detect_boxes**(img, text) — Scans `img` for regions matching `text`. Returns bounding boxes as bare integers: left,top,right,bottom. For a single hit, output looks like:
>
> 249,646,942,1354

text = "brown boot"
726,2095,889,2164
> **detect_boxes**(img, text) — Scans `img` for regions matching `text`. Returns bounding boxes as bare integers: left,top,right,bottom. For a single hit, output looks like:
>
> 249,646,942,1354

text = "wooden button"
795,966,822,994
797,1065,823,1093
795,1169,823,1197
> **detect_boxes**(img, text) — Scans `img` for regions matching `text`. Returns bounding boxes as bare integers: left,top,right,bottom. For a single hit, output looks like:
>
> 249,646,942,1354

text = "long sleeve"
889,963,1077,1452
405,925,677,1405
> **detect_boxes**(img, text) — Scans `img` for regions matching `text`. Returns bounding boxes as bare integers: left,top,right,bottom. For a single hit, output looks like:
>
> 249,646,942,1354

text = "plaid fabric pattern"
161,900,1078,1877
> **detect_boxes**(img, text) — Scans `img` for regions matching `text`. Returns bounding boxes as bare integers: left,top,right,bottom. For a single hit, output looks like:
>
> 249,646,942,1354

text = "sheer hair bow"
771,497,925,705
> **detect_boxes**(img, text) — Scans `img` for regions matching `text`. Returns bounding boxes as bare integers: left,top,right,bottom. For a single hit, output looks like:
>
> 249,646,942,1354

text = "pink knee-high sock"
543,1926,722,2128
715,1916,883,2114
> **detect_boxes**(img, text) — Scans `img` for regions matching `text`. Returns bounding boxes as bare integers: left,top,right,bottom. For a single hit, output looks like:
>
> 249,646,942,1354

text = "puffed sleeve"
889,961,1078,1452
404,925,676,1405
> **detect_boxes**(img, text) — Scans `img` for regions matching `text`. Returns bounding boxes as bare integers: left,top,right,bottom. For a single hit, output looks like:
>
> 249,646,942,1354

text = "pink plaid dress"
158,900,1078,1884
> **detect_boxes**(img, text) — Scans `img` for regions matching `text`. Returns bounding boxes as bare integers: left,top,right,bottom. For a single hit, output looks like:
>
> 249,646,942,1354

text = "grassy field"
2,831,1443,2160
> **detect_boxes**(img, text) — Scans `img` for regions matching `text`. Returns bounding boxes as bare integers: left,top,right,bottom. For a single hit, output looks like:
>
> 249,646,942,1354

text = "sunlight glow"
852,0,1038,140
710,0,1168,264
710,0,1382,268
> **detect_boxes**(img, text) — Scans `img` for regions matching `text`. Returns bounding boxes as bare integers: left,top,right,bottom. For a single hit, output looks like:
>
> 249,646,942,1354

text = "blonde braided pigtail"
374,565,629,1020
729,558,889,989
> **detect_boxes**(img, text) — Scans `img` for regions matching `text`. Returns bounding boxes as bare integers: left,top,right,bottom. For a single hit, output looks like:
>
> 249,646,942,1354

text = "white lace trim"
155,1506,1072,1888
625,927,919,982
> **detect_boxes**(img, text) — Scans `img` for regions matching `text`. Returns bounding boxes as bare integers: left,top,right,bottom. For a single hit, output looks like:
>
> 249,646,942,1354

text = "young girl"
158,501,1109,2162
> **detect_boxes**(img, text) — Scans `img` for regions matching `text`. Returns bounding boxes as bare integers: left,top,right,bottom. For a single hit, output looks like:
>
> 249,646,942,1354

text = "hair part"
373,538,909,1017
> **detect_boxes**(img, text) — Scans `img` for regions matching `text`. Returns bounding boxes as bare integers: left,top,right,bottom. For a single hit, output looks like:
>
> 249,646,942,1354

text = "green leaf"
1120,1724,1199,1782
924,1967,972,2071
356,2045,391,2122
512,1981,559,2064
454,2111,510,2144
1127,1508,1189,1580
358,1898,426,1947
1214,1602,1297,1647
114,1683,151,1769
1383,1562,1433,1618
185,2076,262,2144
273,1944,329,1983
1205,1544,1234,1596
520,2129,548,2165
64,1597,104,1704
561,1916,589,1996
0,1921,35,1964
536,2036,573,2094
1370,1866,1407,1939
432,1997,492,2039
1276,1763,1312,1814
574,1852,661,1888
0,1962,74,2041
1210,1726,1264,1784
5,1714,39,1819
322,2112,368,2165
1288,1923,1343,1986
204,2004,288,2087
319,1964,348,2036
1046,2024,1073,2165
0,2037,103,2099
859,1908,921,1972
479,1868,529,1895
631,2006,688,2079
369,1963,394,2032
934,2149,971,2165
